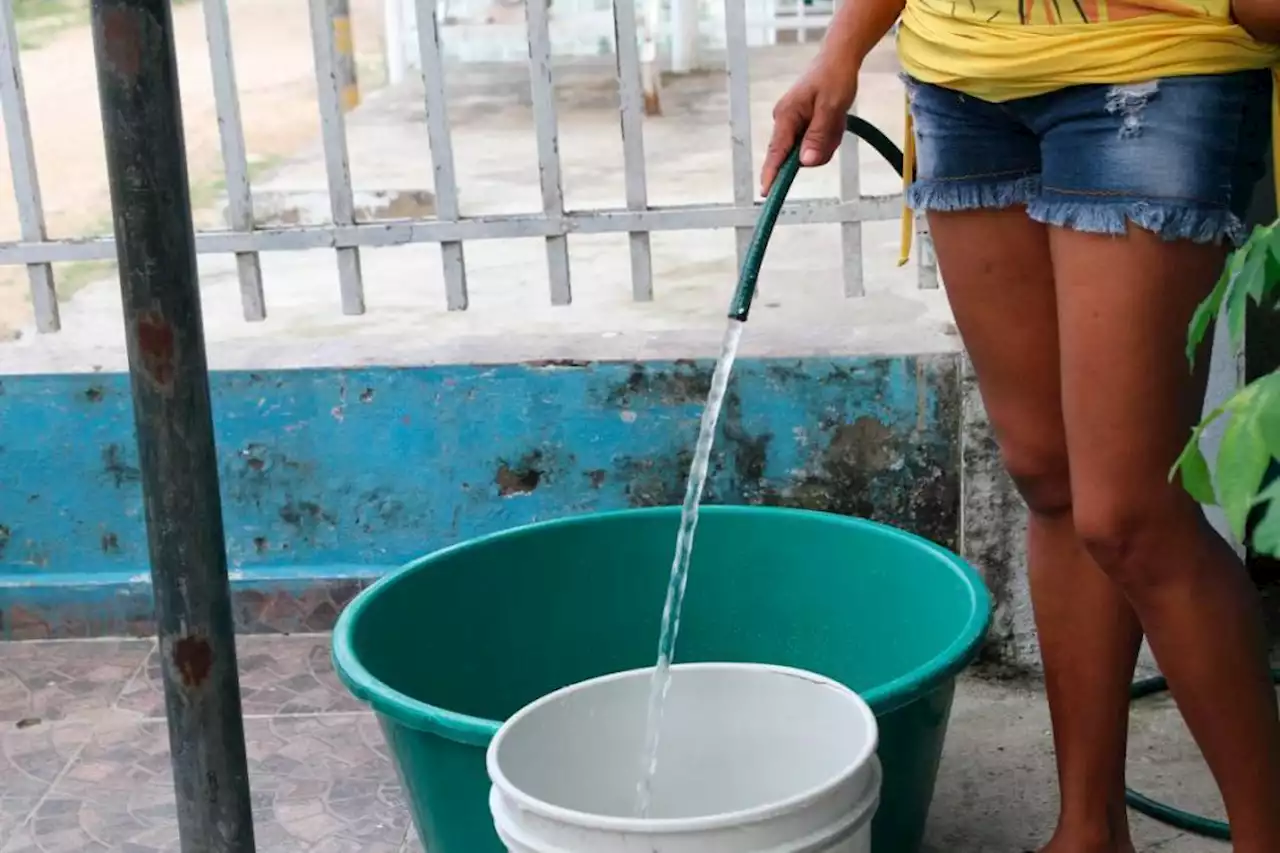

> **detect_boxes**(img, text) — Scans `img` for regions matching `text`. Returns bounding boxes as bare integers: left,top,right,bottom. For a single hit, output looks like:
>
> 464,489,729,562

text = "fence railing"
0,0,936,336
0,0,58,332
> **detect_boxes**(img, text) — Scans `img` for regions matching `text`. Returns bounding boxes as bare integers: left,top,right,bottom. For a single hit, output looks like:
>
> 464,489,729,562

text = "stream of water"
634,318,746,818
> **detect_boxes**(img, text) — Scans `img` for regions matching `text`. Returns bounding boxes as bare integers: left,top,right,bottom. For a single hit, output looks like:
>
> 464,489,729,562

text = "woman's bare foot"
1038,831,1137,853
1039,806,1137,853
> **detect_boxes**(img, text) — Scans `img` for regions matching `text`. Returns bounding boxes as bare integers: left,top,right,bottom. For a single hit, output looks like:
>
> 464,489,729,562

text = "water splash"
635,318,745,818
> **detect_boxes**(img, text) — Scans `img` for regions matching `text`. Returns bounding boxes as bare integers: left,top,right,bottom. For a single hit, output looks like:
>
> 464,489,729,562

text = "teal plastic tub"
333,506,991,853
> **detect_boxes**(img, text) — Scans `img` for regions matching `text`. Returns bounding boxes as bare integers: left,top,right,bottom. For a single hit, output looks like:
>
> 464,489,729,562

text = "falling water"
635,318,745,818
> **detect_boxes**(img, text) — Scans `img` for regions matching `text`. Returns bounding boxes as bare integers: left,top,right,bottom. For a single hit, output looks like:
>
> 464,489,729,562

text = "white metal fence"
0,0,933,335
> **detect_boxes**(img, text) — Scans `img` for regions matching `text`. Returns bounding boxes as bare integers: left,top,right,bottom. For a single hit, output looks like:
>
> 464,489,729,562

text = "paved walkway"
0,635,1230,852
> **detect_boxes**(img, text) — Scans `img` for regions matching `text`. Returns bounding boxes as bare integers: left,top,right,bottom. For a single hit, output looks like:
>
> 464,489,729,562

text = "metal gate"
0,0,934,336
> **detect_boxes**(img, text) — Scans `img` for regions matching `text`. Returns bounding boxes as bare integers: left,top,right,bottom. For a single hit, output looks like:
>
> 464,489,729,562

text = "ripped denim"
903,71,1272,246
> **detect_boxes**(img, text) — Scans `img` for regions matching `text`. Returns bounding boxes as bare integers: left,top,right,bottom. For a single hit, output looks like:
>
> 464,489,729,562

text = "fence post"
90,3,256,852
0,0,59,332
332,0,361,112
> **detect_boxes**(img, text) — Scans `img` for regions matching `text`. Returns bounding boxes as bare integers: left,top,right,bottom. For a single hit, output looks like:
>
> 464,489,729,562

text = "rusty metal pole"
90,2,256,852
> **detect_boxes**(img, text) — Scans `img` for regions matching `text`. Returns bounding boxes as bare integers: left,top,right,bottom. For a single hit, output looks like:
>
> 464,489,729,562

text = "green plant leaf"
1251,242,1280,305
1236,246,1272,343
1256,372,1280,460
1180,222,1280,544
1251,478,1280,559
1174,436,1217,505
1261,226,1280,300
1223,227,1280,351
1188,265,1230,367
1170,405,1226,501
1216,387,1273,541
1227,246,1258,349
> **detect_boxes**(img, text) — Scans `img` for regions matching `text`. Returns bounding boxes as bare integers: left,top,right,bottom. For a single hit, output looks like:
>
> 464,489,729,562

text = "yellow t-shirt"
893,0,1280,261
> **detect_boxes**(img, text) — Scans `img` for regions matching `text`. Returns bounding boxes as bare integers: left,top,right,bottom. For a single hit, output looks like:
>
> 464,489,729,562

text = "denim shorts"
904,71,1273,245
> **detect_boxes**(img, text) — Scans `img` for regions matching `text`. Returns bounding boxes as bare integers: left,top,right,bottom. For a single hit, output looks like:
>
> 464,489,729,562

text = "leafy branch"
1173,223,1280,557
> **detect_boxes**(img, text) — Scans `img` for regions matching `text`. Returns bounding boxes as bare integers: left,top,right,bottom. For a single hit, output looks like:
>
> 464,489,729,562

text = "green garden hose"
727,115,904,322
1127,675,1231,839
1126,672,1280,840
727,112,1259,842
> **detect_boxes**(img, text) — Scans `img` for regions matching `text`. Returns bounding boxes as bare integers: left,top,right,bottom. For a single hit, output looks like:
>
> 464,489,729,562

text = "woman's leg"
1052,223,1280,853
909,76,1144,852
1031,70,1280,853
931,208,1141,853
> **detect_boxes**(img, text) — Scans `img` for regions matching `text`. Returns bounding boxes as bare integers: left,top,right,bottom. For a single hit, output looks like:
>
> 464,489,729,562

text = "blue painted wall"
0,355,960,637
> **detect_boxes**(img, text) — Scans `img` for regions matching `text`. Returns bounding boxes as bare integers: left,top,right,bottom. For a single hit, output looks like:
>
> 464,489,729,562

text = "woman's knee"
1001,444,1073,518
1073,491,1204,590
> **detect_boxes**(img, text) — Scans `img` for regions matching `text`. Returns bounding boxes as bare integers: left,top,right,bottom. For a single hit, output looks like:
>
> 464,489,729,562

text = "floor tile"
0,640,152,724
0,640,1235,853
0,719,94,845
116,634,364,720
4,713,406,853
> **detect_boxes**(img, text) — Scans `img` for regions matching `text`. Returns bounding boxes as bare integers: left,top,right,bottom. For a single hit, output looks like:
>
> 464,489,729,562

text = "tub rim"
331,505,992,746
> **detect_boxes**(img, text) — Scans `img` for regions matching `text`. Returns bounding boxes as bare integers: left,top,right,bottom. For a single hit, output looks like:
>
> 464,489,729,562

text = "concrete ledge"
0,354,963,639
0,566,383,640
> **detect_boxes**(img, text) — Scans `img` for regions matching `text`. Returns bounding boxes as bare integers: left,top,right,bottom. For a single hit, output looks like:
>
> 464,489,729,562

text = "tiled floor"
0,636,415,853
0,635,1230,852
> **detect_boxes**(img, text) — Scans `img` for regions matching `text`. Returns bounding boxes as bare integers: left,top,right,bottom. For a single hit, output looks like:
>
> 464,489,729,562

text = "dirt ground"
0,0,385,339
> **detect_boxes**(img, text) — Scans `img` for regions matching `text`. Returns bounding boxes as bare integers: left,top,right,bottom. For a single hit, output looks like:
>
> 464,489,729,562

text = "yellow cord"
898,101,916,267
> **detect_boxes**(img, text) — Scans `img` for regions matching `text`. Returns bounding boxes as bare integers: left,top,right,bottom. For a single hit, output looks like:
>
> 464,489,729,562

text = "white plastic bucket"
487,662,881,853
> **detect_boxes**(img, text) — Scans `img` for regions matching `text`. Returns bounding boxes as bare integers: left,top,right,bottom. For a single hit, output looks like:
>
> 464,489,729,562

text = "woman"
762,1,1280,851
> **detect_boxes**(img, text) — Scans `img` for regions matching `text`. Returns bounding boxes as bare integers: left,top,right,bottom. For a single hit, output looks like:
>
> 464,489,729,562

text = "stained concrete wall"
0,354,960,639
3,331,1243,664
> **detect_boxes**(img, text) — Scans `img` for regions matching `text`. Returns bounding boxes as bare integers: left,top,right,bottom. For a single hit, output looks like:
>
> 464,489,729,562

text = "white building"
385,0,833,83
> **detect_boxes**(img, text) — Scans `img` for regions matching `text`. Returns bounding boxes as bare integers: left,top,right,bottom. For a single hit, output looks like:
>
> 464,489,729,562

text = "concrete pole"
90,2,256,850
670,0,699,73
639,0,664,114
384,0,405,86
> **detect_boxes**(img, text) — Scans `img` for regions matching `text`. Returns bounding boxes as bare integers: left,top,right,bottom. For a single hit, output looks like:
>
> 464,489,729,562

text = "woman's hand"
760,53,861,195
1233,0,1280,43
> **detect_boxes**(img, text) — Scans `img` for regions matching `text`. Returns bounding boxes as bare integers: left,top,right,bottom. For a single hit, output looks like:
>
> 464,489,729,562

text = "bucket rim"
331,505,993,743
485,662,881,834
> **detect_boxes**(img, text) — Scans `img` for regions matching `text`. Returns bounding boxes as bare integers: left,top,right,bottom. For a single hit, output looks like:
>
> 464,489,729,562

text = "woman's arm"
760,0,905,193
1233,0,1280,43
824,0,907,76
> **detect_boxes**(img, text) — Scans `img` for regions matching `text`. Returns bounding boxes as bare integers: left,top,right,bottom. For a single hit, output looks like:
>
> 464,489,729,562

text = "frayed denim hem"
1027,199,1246,247
906,175,1041,213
